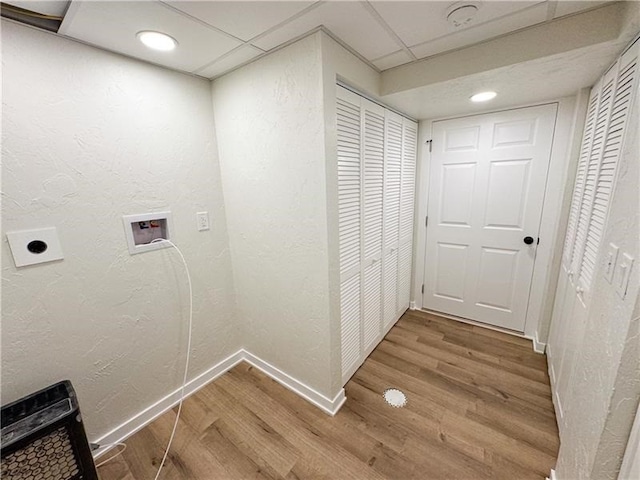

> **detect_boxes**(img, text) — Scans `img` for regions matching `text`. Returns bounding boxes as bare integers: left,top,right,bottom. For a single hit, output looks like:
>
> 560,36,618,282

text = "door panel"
434,242,469,302
424,104,557,331
484,159,531,229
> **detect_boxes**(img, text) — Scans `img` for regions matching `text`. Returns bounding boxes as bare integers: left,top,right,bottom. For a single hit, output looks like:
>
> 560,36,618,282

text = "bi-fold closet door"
548,38,638,426
337,85,417,384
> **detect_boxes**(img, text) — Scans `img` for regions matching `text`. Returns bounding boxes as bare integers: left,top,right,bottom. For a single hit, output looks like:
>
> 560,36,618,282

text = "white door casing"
423,104,558,331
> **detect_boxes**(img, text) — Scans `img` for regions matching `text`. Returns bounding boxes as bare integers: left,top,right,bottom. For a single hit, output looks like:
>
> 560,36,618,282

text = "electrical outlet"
604,243,619,284
196,212,209,231
615,253,634,299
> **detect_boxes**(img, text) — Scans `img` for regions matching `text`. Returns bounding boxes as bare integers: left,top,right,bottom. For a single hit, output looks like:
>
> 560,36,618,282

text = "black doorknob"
524,236,534,245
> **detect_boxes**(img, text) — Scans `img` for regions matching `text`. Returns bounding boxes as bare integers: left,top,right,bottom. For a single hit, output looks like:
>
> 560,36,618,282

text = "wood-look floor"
97,310,559,480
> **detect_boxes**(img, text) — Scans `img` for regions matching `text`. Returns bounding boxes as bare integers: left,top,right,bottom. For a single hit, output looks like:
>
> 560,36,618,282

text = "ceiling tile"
553,1,613,18
372,50,413,70
252,1,400,61
59,1,242,72
195,45,264,78
6,0,69,17
164,1,315,41
370,1,544,48
410,2,548,60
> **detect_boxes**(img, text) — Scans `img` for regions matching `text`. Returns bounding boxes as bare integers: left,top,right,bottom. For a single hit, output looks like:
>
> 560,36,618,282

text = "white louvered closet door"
383,110,403,329
549,39,638,425
580,51,638,292
569,66,617,288
337,87,362,380
398,119,418,312
361,99,385,354
563,42,639,299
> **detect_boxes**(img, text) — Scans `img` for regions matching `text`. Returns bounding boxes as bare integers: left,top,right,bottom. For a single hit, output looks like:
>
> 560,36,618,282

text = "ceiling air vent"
1,2,68,33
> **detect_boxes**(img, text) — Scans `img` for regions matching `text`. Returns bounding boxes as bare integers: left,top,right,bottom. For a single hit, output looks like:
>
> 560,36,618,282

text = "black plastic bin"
1,380,98,480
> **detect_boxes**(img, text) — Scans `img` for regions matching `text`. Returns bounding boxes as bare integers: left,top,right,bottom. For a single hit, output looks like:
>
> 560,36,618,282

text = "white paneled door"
424,104,558,331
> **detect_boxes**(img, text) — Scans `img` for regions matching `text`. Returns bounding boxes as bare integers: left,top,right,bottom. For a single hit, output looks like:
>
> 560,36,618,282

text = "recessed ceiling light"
137,31,177,51
470,91,497,103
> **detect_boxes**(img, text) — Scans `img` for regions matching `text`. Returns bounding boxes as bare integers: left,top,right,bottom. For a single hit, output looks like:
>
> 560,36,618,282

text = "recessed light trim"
137,31,177,51
470,91,497,103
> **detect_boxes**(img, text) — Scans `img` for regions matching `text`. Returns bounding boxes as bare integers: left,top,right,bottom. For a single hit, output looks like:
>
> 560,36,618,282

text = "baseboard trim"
409,301,417,310
547,468,558,480
242,350,346,416
531,332,546,354
92,349,245,458
92,349,345,458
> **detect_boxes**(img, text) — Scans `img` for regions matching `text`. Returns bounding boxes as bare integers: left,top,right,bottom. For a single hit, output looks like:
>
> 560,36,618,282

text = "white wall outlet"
604,243,619,284
615,253,634,299
6,227,64,267
196,211,209,231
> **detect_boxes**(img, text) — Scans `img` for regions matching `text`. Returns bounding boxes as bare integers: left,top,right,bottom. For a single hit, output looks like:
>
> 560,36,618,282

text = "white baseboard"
547,468,558,480
92,349,346,459
409,301,416,310
532,332,546,354
242,350,346,416
92,350,244,457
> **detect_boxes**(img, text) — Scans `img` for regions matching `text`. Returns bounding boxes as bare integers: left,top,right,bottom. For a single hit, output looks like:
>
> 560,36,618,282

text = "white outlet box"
604,243,619,284
6,227,64,267
196,212,209,231
123,212,173,255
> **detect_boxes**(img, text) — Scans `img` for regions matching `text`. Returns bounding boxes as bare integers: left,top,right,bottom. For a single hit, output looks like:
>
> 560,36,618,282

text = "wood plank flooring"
97,310,559,480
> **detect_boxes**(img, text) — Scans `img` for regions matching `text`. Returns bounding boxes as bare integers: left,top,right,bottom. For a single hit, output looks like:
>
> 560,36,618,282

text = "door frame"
411,94,589,350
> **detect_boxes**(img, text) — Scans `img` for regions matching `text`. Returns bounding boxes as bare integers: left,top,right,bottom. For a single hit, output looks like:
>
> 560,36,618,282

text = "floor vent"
383,388,407,408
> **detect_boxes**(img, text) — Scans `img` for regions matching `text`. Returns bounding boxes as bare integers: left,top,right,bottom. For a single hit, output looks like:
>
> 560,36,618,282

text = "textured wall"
211,33,335,397
1,21,239,440
553,54,640,479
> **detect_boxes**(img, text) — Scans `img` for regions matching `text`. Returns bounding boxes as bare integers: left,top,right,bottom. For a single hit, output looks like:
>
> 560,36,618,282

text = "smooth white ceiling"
51,0,614,79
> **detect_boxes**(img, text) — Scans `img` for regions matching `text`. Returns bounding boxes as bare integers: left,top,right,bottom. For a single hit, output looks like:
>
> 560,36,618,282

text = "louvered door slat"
338,93,361,281
340,275,361,378
563,85,600,269
338,87,363,383
570,76,615,275
400,119,417,243
384,113,402,250
363,261,382,352
383,248,398,328
398,241,412,312
363,103,385,261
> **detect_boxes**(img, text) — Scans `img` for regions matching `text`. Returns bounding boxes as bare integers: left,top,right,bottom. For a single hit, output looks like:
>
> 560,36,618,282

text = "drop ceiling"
15,0,615,79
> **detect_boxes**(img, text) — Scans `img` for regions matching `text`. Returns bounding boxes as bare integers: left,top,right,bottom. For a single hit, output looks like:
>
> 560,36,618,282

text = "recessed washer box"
6,227,64,267
122,212,173,255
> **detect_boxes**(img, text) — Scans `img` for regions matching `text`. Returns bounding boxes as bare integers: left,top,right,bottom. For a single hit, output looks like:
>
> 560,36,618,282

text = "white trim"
92,349,244,458
531,331,547,354
547,468,558,480
242,350,346,416
409,301,416,310
411,119,432,310
92,349,346,459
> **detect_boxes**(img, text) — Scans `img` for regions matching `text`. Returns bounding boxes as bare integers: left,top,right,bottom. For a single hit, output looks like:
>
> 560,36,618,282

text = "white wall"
211,33,335,398
550,51,640,479
1,21,239,441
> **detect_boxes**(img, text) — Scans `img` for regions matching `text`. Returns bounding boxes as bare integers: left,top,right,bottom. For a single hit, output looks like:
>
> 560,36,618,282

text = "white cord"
149,238,193,480
94,443,127,468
